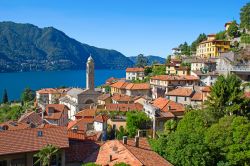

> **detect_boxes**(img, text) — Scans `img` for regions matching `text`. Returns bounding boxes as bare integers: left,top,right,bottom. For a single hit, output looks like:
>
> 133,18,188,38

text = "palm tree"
34,144,59,166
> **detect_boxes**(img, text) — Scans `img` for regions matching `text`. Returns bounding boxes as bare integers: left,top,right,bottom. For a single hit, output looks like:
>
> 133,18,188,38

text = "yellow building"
166,63,190,76
196,34,230,58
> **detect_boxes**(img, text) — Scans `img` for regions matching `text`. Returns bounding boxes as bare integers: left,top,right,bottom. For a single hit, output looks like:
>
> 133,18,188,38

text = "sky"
0,0,248,58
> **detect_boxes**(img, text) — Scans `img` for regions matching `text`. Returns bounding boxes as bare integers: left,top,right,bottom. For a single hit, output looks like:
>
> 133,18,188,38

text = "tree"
152,65,166,76
21,87,35,103
240,2,250,31
82,163,101,166
116,126,127,140
144,66,152,76
215,31,227,40
191,33,207,52
166,55,171,64
34,144,59,166
227,21,239,38
205,116,250,165
136,54,148,67
164,110,213,166
2,89,8,104
126,111,151,137
179,42,191,56
164,119,177,134
205,74,249,118
114,162,130,166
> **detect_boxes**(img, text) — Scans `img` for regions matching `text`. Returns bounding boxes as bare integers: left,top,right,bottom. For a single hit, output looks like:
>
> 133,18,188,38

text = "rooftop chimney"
109,154,112,162
168,105,171,111
123,136,128,144
135,136,139,147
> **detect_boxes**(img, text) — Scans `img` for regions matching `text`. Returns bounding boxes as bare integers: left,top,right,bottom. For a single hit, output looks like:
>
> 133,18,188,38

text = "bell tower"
86,55,94,90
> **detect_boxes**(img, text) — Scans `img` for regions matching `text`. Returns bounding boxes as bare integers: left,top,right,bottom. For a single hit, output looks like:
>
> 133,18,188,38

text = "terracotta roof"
151,75,199,81
201,86,212,92
111,94,134,102
94,138,172,166
153,97,185,113
94,114,109,123
106,77,119,84
44,104,68,120
36,88,69,94
0,121,30,131
97,94,111,101
191,92,203,101
125,83,150,90
110,81,129,89
75,109,96,118
126,67,145,72
105,103,143,112
167,87,194,97
0,126,69,155
67,118,94,131
18,111,43,126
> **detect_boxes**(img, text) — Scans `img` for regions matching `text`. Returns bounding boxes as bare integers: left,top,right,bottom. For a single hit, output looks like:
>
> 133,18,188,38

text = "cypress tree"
2,89,8,104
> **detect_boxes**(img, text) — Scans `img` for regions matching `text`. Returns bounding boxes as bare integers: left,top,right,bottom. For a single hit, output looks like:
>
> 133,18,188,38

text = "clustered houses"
126,67,145,80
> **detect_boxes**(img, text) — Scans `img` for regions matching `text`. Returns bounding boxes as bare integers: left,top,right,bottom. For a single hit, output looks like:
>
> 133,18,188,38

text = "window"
184,97,187,101
0,160,7,166
176,96,178,102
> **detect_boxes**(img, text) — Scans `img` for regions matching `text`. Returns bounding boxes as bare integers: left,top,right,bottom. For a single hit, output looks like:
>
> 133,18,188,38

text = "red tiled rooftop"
126,67,144,72
105,103,143,112
0,126,69,155
110,81,129,89
111,94,134,102
75,109,96,118
97,93,111,101
18,111,43,126
94,114,109,123
94,138,172,166
153,97,185,113
151,75,199,81
0,121,30,131
202,86,212,92
44,104,68,120
125,83,150,90
191,92,203,101
167,87,194,97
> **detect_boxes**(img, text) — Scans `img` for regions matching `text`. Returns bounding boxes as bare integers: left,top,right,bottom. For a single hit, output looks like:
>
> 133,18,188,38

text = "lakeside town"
0,2,250,166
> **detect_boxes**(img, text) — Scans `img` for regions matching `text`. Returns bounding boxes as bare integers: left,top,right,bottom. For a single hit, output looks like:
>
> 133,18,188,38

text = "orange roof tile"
0,126,69,155
125,83,150,90
44,104,68,120
151,75,199,81
94,138,172,166
105,103,143,112
110,81,129,89
191,92,203,101
111,94,134,102
0,121,31,131
153,97,185,113
126,67,144,72
167,87,194,97
75,109,96,118
67,118,94,131
97,93,111,101
94,114,109,123
18,111,43,126
202,86,211,92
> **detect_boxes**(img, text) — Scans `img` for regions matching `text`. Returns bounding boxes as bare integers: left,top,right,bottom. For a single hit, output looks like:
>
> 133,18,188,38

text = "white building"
191,71,219,86
93,115,108,132
126,67,145,81
190,59,216,72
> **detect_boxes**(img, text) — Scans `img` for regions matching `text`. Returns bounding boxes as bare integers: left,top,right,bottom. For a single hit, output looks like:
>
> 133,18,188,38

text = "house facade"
196,34,230,58
150,75,200,99
126,68,145,80
44,104,69,126
190,59,216,72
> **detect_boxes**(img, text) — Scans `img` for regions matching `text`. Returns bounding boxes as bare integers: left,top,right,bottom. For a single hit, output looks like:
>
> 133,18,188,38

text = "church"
59,56,100,120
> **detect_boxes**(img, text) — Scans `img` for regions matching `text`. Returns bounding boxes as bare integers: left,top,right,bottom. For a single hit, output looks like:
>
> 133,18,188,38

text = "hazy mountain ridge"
0,21,134,72
129,55,166,65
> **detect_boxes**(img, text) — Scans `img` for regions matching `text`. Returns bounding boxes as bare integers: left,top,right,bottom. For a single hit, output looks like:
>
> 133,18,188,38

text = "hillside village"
0,2,250,166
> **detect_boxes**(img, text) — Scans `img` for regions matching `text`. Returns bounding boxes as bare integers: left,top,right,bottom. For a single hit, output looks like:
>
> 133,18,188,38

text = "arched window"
85,99,94,104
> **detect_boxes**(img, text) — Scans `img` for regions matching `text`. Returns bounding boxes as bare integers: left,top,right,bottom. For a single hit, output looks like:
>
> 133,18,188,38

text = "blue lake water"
0,70,125,101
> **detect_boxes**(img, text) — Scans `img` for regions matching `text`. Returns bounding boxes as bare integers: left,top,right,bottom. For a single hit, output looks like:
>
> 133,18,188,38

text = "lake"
0,70,125,101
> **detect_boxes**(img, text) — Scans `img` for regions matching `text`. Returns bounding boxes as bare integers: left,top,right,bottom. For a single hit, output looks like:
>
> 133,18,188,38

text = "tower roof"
87,55,93,62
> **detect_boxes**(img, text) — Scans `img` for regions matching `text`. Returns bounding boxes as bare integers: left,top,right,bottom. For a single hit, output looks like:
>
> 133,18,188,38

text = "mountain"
129,55,166,65
0,21,134,72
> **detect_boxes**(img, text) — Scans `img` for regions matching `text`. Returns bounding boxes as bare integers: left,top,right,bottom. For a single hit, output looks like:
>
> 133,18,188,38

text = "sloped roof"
67,88,85,98
110,81,129,89
125,83,150,90
0,121,30,131
97,93,111,101
94,138,172,166
166,87,194,97
151,75,199,81
111,94,134,102
75,109,96,118
18,111,43,126
153,97,185,113
126,67,145,72
0,126,69,155
191,92,203,101
44,104,68,120
105,103,143,112
94,114,109,123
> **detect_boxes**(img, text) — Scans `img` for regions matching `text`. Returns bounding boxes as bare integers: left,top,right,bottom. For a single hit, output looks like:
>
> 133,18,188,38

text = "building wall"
196,41,230,58
126,71,145,80
94,121,104,131
167,96,192,105
107,119,126,130
125,89,150,97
